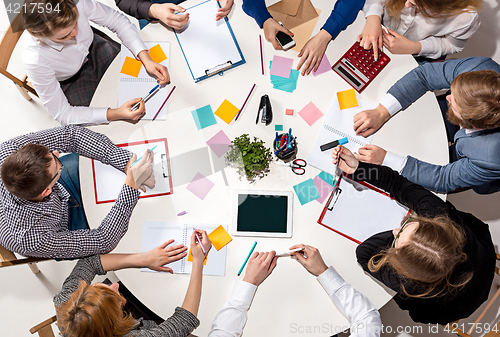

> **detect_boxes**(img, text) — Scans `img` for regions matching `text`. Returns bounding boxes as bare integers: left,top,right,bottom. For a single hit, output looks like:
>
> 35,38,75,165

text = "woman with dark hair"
332,145,496,324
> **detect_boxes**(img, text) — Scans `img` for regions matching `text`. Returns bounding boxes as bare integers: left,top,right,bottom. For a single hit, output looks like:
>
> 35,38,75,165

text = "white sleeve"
382,151,408,172
208,281,258,337
317,267,381,337
379,93,402,117
362,0,384,18
80,0,147,57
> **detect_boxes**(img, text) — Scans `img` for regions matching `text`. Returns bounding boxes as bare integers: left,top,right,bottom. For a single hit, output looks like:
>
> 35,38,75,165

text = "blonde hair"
56,280,137,337
368,215,472,298
22,0,79,38
385,0,482,18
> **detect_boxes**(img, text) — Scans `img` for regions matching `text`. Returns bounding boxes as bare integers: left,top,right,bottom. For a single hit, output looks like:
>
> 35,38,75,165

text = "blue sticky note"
318,171,335,186
293,179,320,205
191,105,217,130
275,125,283,131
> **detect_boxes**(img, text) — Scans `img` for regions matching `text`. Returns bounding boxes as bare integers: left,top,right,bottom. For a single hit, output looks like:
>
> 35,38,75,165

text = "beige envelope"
290,8,321,52
267,0,319,30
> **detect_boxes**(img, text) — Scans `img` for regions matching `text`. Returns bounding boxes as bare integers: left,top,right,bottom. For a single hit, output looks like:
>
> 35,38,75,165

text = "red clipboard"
91,138,173,204
317,174,410,244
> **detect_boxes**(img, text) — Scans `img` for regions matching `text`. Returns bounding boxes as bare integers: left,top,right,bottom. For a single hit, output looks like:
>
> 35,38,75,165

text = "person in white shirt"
21,0,169,125
208,246,382,337
357,0,482,61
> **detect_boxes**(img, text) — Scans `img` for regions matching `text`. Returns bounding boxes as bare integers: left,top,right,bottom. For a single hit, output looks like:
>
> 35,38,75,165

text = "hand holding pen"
191,229,211,262
106,98,145,122
331,145,359,175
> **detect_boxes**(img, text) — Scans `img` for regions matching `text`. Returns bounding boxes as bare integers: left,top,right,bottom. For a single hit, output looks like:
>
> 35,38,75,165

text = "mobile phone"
276,23,295,50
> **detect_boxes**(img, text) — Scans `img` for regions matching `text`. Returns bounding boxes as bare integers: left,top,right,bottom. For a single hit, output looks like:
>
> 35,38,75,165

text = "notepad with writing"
91,139,172,204
307,98,375,176
318,175,410,244
141,221,227,276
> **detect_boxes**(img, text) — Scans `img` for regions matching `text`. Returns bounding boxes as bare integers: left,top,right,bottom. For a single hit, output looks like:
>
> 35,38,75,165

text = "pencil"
235,84,256,121
152,85,176,121
238,241,257,276
259,35,264,75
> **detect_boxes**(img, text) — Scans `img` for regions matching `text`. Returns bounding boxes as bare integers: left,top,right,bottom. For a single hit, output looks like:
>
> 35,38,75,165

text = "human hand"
289,244,328,277
137,50,170,85
125,149,155,191
242,251,278,286
262,18,293,50
297,29,331,76
142,240,188,273
332,145,359,174
149,3,189,29
354,145,387,165
357,15,383,60
107,98,145,122
216,0,233,20
191,229,212,263
353,104,391,137
383,28,421,55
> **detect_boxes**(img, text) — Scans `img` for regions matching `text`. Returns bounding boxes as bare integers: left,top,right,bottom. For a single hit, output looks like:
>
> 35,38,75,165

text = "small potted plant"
225,134,272,182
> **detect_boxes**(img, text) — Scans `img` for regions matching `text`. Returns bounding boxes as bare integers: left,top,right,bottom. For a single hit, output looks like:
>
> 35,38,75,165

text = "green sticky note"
318,171,335,186
293,179,320,205
275,125,283,131
191,105,217,130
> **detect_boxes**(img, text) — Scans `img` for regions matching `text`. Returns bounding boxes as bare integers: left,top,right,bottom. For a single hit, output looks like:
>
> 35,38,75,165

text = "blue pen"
131,84,160,111
238,241,257,276
130,145,157,168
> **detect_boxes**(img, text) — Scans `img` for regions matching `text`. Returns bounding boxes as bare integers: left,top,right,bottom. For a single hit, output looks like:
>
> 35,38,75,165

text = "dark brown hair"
368,215,472,298
56,280,137,337
22,0,79,38
1,144,53,200
448,69,500,130
385,0,482,18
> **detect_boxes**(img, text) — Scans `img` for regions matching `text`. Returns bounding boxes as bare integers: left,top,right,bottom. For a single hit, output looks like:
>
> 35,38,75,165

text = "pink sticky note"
313,54,332,77
313,176,334,204
186,172,215,200
285,109,294,116
207,130,232,158
298,102,323,126
270,55,293,78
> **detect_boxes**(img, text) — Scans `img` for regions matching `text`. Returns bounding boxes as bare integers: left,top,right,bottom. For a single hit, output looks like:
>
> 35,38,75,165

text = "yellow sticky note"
149,44,167,64
208,225,232,251
187,248,208,265
337,89,358,110
214,99,239,124
120,56,142,78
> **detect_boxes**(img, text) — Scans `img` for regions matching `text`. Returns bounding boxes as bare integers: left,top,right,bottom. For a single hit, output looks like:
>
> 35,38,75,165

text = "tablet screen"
237,193,288,233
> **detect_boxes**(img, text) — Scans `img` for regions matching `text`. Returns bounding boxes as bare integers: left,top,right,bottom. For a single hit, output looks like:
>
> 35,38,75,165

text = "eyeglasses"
47,152,64,187
391,217,414,248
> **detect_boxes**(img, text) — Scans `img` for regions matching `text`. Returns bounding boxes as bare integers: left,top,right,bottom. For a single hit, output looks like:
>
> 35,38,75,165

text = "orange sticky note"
285,109,294,115
337,89,358,110
187,248,208,265
208,225,232,251
120,56,142,78
149,44,167,64
214,99,239,124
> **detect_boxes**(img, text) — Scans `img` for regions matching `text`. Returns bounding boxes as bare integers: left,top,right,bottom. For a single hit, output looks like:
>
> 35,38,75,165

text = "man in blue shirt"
242,0,365,76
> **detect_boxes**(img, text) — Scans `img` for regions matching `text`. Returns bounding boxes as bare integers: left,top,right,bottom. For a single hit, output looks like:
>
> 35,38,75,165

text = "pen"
131,84,160,111
235,84,256,121
276,247,305,257
259,35,264,75
238,241,257,276
193,228,207,255
153,85,176,121
130,145,157,168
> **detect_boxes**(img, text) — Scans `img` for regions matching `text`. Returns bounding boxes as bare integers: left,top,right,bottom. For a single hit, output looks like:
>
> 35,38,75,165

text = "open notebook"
307,98,375,176
141,221,227,276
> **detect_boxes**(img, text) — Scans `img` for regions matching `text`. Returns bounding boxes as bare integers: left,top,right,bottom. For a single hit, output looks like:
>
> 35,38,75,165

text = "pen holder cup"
274,133,297,163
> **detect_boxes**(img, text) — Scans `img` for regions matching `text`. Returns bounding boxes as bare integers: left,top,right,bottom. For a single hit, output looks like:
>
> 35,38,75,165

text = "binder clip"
205,61,233,77
256,94,272,126
161,154,171,178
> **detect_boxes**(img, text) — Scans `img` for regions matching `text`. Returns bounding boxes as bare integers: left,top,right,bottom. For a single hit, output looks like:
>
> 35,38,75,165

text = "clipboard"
174,0,245,82
91,138,173,204
317,174,410,244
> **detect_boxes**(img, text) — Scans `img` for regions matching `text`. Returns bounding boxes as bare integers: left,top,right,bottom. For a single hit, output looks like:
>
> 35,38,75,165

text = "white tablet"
232,190,293,238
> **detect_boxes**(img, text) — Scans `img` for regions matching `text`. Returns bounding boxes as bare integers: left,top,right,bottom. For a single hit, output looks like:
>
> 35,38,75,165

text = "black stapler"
256,94,272,126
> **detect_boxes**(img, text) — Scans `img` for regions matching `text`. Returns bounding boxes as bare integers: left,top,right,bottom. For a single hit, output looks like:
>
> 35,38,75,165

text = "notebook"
141,221,227,276
318,175,410,244
91,139,172,204
307,98,375,176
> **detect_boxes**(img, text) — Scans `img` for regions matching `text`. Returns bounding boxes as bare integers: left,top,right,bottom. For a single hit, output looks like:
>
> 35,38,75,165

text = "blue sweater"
242,0,365,39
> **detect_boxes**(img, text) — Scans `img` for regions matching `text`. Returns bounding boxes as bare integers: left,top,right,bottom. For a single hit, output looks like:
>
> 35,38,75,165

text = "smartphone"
276,31,296,50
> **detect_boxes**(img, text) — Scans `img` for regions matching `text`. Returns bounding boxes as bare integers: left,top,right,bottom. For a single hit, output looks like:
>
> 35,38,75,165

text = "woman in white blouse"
21,0,169,125
358,0,483,61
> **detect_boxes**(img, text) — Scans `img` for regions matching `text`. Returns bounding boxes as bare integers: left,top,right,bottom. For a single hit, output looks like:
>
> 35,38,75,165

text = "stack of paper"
270,60,299,93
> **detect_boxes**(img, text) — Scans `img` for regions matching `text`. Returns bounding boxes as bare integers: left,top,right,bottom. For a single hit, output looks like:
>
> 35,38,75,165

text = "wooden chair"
443,253,500,336
29,316,56,337
0,13,38,100
0,243,49,274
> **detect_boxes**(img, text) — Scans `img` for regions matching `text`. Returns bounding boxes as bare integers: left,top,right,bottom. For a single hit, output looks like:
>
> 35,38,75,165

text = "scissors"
273,159,307,175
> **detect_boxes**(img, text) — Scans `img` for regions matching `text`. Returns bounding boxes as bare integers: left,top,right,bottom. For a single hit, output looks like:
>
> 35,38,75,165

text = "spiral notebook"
307,98,375,176
141,221,227,276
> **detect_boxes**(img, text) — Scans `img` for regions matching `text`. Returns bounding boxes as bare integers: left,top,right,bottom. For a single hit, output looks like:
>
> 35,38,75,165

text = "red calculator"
332,41,390,93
